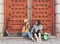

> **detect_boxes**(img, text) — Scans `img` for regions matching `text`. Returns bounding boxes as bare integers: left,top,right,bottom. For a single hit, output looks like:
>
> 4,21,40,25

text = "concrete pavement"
0,37,60,44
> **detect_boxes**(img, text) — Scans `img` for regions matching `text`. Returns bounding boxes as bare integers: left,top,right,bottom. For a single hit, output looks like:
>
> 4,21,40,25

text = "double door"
4,0,55,35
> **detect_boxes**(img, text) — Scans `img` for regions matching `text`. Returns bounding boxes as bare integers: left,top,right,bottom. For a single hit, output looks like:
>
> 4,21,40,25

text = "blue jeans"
22,32,32,39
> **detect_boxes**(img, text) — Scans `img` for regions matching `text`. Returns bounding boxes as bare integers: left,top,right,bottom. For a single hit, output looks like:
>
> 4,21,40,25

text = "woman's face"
26,22,30,27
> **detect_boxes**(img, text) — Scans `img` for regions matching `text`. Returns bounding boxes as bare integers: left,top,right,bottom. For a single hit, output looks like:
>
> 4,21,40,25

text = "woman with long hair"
31,20,43,42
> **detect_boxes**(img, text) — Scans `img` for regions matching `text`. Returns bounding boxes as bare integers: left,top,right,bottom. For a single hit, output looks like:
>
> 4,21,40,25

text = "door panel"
4,0,28,34
32,0,55,34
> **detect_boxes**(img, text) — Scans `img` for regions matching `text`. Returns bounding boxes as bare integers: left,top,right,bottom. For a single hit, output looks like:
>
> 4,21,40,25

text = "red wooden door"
4,0,55,35
32,0,55,35
4,0,28,34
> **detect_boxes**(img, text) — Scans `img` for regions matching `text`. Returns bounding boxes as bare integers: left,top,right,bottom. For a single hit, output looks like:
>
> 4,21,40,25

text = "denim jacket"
31,25,43,33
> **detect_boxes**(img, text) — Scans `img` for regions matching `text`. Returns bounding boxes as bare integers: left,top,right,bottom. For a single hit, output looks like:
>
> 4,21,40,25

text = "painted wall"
0,0,60,38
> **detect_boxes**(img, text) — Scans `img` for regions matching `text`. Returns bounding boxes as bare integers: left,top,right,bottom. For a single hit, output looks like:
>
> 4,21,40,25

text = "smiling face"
26,21,30,28
36,20,41,25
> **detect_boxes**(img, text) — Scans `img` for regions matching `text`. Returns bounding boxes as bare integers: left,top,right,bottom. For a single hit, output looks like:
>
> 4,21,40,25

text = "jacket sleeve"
39,25,43,30
31,25,35,33
22,26,25,33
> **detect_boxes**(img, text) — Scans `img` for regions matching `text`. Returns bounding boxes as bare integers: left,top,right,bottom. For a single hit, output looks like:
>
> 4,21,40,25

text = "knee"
27,32,30,34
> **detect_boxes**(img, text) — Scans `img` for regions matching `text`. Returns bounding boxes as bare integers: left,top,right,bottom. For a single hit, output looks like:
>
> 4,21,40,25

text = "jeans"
22,32,32,39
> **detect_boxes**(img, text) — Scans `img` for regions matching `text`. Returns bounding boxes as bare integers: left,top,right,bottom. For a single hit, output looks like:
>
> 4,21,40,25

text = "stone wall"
0,0,4,38
55,0,60,37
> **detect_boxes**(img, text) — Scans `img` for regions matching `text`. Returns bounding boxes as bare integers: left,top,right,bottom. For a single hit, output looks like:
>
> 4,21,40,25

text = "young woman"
31,20,43,42
22,19,35,41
